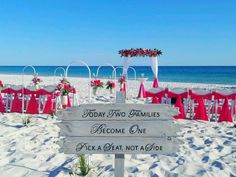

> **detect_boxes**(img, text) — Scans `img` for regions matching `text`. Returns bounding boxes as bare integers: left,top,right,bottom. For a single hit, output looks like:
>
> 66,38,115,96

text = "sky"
0,0,235,66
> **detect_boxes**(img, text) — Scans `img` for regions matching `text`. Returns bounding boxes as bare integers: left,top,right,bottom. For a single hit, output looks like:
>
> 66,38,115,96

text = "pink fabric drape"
72,88,76,94
174,96,186,119
153,78,159,88
152,97,160,104
43,95,53,114
67,95,72,107
11,93,22,113
26,94,39,114
218,98,233,123
0,93,5,113
194,98,208,121
137,83,146,98
120,83,126,93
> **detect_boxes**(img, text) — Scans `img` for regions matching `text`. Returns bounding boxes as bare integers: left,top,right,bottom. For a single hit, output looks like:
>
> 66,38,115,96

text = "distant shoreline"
1,66,236,85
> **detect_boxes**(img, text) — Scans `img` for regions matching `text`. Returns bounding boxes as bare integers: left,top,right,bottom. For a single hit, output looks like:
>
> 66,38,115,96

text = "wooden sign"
116,91,126,103
58,120,180,137
58,104,178,121
58,104,181,155
59,137,181,155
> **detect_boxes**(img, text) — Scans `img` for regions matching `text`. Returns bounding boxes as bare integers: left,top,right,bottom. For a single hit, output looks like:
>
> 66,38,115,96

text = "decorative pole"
137,73,147,99
151,56,159,88
121,56,129,95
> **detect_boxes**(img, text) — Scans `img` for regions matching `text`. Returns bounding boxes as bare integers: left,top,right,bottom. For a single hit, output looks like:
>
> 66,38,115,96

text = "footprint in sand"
127,166,139,173
223,140,232,146
150,173,159,177
204,138,213,146
226,131,233,136
186,137,194,144
149,163,158,170
211,160,224,170
215,145,224,152
190,144,204,150
202,156,209,163
196,169,207,176
104,164,113,171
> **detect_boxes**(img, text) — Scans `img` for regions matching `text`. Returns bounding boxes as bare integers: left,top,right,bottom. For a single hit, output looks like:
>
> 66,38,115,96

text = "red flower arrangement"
0,80,3,88
106,81,115,90
118,76,126,84
56,78,73,96
91,79,104,89
119,48,162,57
32,75,43,85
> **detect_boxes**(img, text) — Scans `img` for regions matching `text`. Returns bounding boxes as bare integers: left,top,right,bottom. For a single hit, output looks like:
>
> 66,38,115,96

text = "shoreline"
0,74,235,89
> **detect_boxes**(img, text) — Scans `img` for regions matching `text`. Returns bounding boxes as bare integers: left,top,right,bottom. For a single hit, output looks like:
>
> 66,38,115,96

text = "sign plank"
59,104,178,121
58,120,181,137
59,137,182,155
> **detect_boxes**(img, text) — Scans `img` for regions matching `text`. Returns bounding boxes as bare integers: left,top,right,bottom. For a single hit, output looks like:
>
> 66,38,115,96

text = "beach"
0,74,235,177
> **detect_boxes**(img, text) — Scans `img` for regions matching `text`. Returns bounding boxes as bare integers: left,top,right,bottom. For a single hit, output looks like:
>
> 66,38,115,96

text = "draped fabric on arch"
121,57,129,93
150,56,159,88
122,57,129,77
137,83,146,98
122,55,160,88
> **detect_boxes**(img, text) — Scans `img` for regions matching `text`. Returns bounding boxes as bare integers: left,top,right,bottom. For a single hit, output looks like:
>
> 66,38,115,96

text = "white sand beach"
0,74,236,177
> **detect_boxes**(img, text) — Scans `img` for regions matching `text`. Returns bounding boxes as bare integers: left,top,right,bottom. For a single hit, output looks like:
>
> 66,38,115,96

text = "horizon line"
1,65,236,67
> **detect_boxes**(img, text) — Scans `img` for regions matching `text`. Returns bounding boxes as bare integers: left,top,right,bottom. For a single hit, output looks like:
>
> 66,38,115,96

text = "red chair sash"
146,90,166,98
167,91,188,99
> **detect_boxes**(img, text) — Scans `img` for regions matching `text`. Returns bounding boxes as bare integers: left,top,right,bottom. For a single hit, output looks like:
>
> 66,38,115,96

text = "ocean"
0,66,236,85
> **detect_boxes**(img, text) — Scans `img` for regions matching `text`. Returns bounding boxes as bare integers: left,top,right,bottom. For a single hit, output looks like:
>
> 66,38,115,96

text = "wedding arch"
119,48,162,88
113,66,137,81
65,60,92,101
22,65,37,86
54,67,66,84
21,65,37,113
96,63,116,79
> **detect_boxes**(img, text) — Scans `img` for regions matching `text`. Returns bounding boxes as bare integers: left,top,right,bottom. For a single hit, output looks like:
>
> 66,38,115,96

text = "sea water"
0,66,236,85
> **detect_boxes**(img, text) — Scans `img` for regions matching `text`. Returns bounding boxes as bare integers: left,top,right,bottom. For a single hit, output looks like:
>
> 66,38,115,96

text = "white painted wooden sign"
58,103,182,177
59,104,178,121
59,137,181,155
58,120,180,137
58,104,181,155
116,91,126,103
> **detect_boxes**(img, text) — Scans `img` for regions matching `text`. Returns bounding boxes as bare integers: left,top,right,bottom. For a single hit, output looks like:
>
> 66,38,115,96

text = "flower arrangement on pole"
32,75,43,89
118,76,126,91
56,78,73,106
91,79,103,96
106,81,115,94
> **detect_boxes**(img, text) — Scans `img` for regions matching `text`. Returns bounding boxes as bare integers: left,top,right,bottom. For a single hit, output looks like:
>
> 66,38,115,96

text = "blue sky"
0,0,235,66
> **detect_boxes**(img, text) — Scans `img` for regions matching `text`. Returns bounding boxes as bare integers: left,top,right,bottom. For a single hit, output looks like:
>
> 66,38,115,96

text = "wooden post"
115,154,124,177
115,91,125,177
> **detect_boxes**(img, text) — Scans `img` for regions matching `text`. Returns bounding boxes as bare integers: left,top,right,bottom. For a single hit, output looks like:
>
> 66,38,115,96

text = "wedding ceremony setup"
1,1,236,176
0,49,235,124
